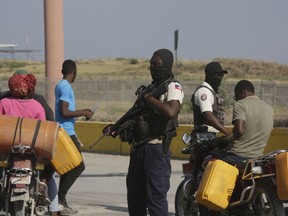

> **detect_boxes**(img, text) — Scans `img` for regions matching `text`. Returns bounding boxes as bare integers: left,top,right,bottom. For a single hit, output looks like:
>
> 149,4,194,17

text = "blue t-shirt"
55,79,76,135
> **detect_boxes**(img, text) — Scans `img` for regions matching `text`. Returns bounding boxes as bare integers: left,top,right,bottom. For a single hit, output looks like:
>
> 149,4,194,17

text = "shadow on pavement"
98,204,127,213
95,205,175,215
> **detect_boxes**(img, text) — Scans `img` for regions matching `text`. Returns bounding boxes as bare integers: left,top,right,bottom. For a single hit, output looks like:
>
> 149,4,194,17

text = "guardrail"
75,122,288,159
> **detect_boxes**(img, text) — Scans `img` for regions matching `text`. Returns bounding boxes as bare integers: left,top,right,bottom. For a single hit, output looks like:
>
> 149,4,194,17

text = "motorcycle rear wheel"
175,178,199,216
250,181,285,216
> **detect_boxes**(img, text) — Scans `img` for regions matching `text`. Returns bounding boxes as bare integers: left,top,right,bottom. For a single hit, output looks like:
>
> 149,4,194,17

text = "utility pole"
43,0,64,111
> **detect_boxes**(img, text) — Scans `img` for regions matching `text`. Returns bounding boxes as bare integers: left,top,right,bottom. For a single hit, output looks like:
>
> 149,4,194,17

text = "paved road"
2,152,288,215
56,152,184,216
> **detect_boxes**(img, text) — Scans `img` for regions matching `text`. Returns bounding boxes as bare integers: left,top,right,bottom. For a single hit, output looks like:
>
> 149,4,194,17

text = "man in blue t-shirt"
55,59,93,215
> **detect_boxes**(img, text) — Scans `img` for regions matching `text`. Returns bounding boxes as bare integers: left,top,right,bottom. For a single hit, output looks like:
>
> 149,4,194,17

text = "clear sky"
0,0,287,64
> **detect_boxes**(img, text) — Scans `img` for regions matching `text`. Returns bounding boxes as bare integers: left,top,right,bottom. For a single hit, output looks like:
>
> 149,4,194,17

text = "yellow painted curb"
75,122,288,159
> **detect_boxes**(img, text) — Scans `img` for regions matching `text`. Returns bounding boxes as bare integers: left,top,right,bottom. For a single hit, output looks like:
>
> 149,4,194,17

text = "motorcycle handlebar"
181,133,218,154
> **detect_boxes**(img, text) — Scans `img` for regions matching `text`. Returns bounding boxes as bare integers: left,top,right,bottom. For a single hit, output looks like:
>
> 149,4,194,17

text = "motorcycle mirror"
181,133,191,145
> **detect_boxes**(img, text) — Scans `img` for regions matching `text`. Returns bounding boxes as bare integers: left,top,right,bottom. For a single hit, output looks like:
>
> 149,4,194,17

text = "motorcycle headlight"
251,166,263,174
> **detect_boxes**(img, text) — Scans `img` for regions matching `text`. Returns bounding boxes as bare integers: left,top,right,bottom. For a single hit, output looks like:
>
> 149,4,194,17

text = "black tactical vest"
191,85,225,128
133,80,178,146
133,108,177,142
120,79,179,147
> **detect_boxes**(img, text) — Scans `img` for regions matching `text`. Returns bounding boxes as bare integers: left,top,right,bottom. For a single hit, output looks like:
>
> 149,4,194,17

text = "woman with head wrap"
0,73,45,119
0,73,58,213
0,72,60,216
1,71,60,215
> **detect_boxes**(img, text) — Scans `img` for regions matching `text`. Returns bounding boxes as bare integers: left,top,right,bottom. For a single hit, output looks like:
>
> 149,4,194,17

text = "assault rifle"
89,81,170,149
109,81,169,136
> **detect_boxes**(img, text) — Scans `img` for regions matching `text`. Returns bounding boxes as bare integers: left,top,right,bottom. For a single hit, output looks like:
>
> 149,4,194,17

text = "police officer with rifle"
103,48,184,216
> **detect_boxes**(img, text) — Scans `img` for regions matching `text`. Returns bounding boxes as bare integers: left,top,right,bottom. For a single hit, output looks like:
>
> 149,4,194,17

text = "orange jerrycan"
0,115,59,161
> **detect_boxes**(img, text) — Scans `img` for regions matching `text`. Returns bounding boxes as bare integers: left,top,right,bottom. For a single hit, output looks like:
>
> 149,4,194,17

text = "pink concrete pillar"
43,0,64,111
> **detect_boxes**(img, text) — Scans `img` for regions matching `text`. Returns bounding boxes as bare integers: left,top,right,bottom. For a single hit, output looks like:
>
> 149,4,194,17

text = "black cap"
205,62,228,75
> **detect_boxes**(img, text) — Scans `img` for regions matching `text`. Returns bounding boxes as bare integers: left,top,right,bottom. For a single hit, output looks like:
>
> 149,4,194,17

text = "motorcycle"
0,145,49,216
175,132,286,216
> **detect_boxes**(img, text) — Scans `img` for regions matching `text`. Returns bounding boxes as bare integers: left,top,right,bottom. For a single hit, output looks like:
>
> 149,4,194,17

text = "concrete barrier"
75,122,288,159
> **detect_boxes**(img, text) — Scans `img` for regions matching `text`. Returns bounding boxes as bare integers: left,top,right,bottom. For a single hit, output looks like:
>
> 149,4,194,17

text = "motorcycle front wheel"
10,200,26,216
175,178,199,216
250,180,285,216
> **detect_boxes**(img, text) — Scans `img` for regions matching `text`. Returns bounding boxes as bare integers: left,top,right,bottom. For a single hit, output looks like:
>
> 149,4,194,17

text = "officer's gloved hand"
103,124,119,138
102,124,111,135
150,81,169,98
103,124,113,135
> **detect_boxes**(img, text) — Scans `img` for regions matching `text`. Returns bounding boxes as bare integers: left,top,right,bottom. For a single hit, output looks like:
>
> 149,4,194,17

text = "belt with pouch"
148,138,162,145
131,138,162,152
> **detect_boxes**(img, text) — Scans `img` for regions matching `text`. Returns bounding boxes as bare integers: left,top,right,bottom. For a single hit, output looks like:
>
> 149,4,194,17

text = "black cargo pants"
127,142,171,216
58,135,85,201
